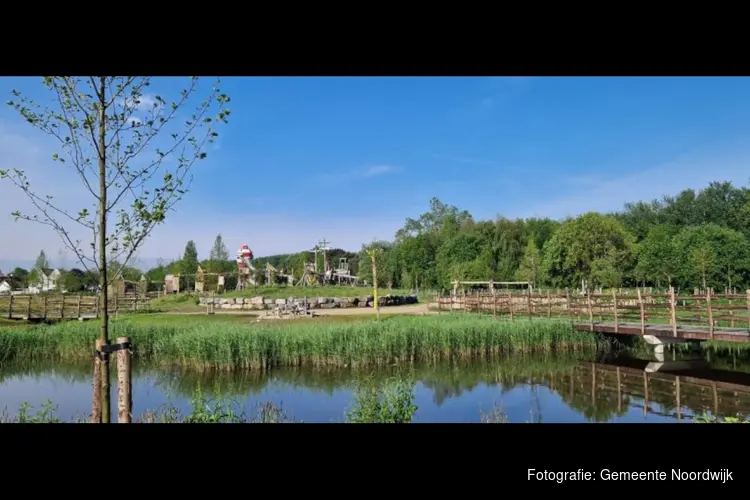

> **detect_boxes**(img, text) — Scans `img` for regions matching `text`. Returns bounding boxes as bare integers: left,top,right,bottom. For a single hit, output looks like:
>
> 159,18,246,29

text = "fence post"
565,289,572,321
7,294,13,319
637,288,645,335
707,288,714,340
526,289,532,320
669,286,677,337
612,289,618,333
587,291,594,331
95,293,100,318
60,295,65,319
42,295,48,319
547,291,552,319
117,336,132,423
508,291,514,321
77,294,83,319
26,295,32,319
746,289,750,330
92,339,103,423
492,286,497,318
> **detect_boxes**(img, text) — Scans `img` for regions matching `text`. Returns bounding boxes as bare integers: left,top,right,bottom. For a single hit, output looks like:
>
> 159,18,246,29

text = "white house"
28,268,62,294
0,278,11,294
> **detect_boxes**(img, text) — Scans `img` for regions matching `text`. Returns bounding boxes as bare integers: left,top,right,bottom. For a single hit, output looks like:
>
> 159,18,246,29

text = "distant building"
28,268,61,294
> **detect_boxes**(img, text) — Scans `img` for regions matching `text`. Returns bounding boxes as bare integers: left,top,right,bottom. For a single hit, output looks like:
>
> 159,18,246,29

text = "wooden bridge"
579,359,750,420
0,293,153,321
437,288,750,344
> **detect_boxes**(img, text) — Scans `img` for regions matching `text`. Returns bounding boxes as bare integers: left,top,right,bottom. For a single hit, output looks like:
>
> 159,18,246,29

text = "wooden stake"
675,376,681,421
747,289,750,330
42,295,47,319
492,286,497,317
587,292,594,331
612,289,619,333
26,295,32,319
92,339,103,423
526,290,532,320
565,289,572,321
547,291,552,319
508,291,514,321
707,288,714,339
637,288,645,335
117,337,132,423
669,286,677,337
60,295,65,319
77,294,83,319
7,294,13,319
616,367,621,414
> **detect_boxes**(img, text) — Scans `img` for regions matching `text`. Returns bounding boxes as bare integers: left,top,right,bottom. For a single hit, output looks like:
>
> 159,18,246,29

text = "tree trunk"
702,269,707,290
97,76,111,423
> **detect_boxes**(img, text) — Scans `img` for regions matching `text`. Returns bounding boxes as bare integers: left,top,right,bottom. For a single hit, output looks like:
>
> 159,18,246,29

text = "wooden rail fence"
437,288,750,338
0,293,153,321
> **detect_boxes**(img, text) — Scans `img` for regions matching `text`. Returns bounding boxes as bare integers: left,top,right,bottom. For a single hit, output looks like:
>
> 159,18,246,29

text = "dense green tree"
180,241,199,277
542,213,634,289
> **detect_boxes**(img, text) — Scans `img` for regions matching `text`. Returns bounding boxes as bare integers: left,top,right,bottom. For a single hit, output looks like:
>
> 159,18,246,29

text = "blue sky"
2,76,750,271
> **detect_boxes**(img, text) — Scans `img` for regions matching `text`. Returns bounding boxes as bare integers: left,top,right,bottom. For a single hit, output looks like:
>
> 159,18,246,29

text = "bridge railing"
436,288,750,335
0,293,153,321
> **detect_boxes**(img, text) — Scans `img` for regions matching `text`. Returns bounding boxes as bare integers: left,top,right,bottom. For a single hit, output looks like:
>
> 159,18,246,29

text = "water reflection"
1,349,749,422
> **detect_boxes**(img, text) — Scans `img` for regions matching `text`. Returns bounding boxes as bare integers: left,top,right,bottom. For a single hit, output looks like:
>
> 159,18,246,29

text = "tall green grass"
0,316,598,370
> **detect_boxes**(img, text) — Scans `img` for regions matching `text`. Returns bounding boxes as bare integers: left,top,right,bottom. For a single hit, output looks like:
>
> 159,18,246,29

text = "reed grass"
0,316,598,370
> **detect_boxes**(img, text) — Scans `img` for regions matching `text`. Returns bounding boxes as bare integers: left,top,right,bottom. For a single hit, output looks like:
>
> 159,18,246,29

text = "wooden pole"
669,286,677,337
587,292,594,331
707,288,714,339
7,294,13,319
612,289,618,333
508,291,514,321
547,291,552,319
60,295,65,319
526,289,532,320
747,289,750,330
42,294,47,319
675,376,681,421
77,294,83,319
492,286,497,318
117,336,132,423
26,295,32,319
92,339,103,423
637,288,645,335
616,367,621,414
565,289,573,321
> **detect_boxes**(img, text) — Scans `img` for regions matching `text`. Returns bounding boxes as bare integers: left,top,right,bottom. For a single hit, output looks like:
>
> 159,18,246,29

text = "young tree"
34,249,50,272
208,234,229,272
0,77,231,423
514,238,542,286
180,240,199,276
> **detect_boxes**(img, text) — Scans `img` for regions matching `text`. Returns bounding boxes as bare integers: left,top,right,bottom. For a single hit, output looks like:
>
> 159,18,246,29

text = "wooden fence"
0,293,153,321
437,288,750,331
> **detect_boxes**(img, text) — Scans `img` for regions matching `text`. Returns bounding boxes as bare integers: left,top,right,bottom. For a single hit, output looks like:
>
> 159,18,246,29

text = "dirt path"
313,303,434,316
162,303,436,317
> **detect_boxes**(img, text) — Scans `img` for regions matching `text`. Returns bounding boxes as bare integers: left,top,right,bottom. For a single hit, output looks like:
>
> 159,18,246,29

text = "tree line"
12,180,750,293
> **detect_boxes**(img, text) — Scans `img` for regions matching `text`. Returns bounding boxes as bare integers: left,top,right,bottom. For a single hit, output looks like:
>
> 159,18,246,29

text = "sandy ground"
163,303,436,317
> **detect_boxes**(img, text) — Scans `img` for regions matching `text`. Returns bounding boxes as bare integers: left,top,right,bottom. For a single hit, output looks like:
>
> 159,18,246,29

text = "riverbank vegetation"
0,316,600,370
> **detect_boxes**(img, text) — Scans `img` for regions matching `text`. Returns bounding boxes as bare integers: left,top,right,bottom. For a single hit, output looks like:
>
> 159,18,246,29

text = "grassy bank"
0,315,599,370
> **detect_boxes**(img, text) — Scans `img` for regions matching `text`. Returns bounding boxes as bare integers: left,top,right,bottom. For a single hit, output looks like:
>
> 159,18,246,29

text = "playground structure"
265,263,294,286
295,239,359,287
235,243,257,290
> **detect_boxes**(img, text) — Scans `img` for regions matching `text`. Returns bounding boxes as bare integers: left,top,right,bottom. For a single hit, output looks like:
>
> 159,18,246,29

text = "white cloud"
0,120,405,270
515,139,750,220
361,164,399,178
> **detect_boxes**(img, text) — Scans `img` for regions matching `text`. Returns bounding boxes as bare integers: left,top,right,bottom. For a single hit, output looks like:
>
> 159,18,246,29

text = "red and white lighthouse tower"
235,243,256,290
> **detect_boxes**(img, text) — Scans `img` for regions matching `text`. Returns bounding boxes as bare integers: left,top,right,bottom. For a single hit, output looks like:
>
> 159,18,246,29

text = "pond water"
2,350,749,422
